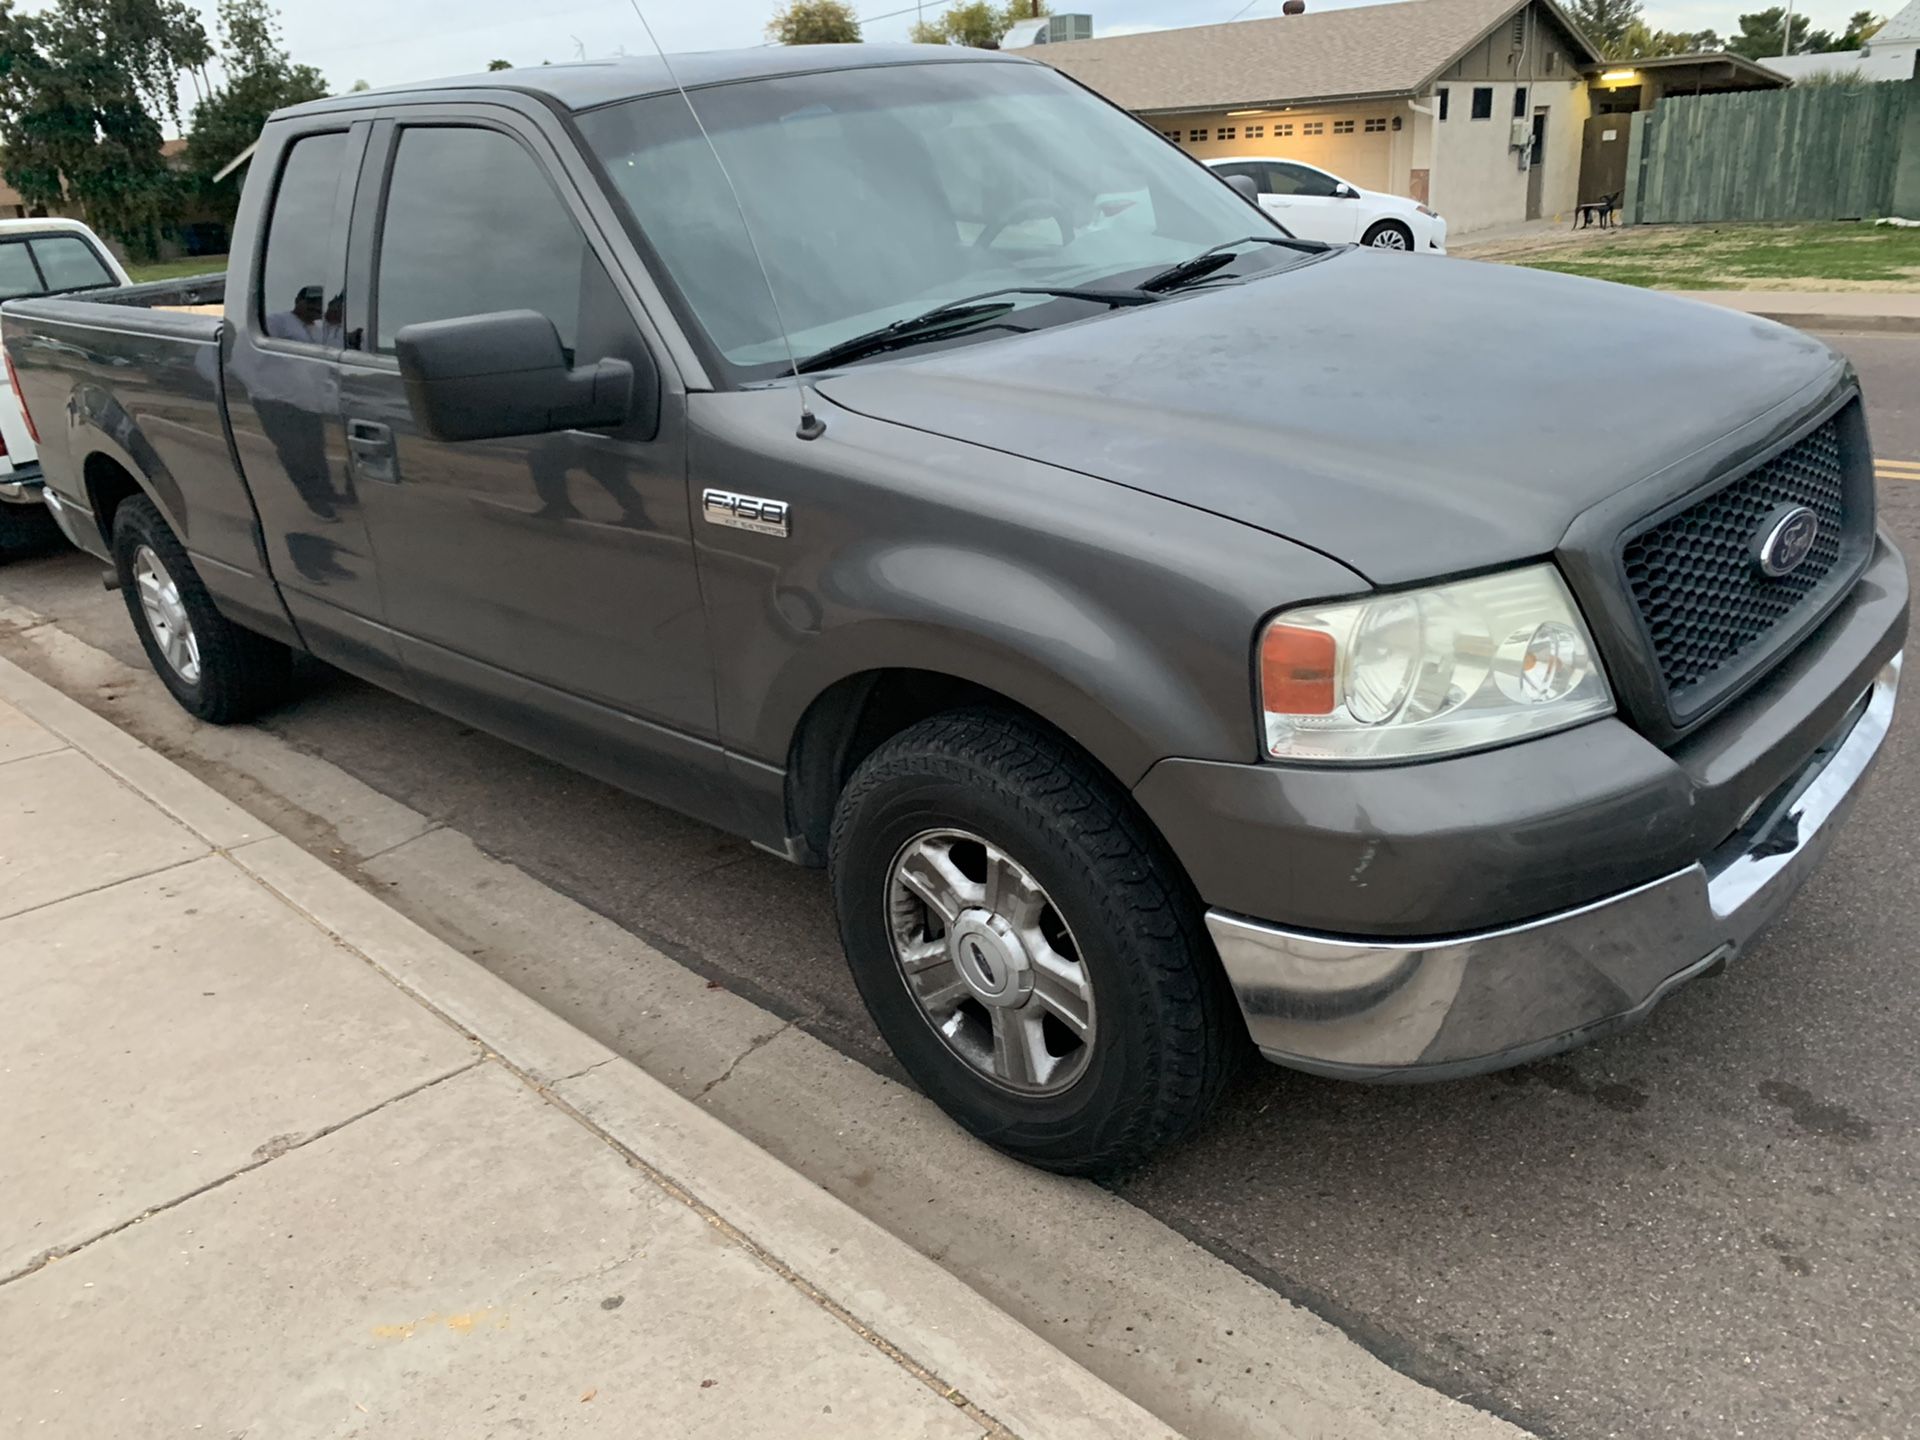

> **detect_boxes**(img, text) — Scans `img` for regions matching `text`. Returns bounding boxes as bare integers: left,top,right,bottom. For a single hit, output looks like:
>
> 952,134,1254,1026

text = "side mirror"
1224,173,1260,203
395,309,634,443
1333,183,1359,199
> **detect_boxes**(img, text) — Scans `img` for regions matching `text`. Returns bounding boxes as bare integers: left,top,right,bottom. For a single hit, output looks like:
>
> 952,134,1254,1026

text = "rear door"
336,106,721,814
222,120,403,685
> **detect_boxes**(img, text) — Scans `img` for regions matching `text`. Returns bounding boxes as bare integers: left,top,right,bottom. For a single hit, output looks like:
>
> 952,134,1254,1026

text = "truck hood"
814,250,1846,585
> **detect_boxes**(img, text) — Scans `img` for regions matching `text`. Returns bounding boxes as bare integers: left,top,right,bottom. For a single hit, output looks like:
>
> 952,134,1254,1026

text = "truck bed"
0,272,276,633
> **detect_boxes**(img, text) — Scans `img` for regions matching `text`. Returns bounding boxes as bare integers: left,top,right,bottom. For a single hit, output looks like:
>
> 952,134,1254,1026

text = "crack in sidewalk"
0,1054,488,1289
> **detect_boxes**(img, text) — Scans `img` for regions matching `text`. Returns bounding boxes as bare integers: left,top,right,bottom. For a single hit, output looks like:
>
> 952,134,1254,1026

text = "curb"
1742,312,1920,335
0,652,1179,1440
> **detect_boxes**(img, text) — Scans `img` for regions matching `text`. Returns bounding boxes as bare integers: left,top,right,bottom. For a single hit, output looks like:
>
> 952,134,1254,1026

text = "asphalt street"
3,332,1918,1440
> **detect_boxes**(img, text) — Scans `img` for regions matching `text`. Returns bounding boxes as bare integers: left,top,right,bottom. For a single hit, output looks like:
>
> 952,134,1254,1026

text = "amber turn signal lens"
1259,623,1337,715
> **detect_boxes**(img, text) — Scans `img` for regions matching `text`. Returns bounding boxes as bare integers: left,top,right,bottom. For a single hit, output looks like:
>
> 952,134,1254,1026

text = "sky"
17,0,1895,109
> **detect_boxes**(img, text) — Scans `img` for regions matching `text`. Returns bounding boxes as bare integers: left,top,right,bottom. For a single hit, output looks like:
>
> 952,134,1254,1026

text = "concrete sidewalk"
0,654,1172,1440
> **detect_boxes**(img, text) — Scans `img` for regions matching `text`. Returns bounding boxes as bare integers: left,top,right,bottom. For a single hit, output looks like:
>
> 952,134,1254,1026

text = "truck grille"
1621,417,1858,719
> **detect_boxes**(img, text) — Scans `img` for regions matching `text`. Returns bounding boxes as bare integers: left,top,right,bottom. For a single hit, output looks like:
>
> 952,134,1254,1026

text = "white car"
0,218,132,555
1205,157,1447,253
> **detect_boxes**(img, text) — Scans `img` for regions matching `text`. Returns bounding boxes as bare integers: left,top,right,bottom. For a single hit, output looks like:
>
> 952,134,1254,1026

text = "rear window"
0,233,116,299
258,131,352,348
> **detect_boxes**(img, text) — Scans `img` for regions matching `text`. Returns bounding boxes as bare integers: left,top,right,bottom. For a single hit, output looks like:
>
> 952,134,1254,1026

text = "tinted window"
259,131,351,347
30,235,112,291
375,127,591,354
1271,164,1340,199
1513,86,1529,118
1471,86,1494,120
1438,87,1450,121
0,242,44,299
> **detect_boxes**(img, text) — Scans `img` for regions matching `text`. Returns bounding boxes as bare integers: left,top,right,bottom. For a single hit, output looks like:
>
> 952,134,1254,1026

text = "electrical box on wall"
1510,117,1532,149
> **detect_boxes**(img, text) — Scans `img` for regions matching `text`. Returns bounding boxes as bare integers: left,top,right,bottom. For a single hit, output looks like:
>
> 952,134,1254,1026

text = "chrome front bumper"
1206,654,1901,1081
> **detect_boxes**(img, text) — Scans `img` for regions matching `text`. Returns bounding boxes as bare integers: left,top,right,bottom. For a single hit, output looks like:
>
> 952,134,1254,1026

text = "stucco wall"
1425,78,1588,232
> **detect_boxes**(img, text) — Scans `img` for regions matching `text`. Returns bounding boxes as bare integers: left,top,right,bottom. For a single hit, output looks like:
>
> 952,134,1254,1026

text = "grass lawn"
1464,222,1920,292
125,254,228,284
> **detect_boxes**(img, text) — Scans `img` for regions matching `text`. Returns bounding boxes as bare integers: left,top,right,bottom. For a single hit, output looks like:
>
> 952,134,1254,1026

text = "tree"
765,0,861,44
184,0,327,229
486,58,513,70
1563,0,1644,54
910,0,1048,49
1616,18,1721,56
0,0,212,257
1726,6,1812,57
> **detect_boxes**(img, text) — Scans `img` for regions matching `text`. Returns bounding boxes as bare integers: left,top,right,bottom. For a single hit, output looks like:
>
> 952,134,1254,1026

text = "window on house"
1217,126,1236,140
1275,122,1294,136
1302,121,1324,135
1471,86,1494,120
1163,130,1180,141
1247,124,1264,137
1333,119,1355,134
1189,127,1206,141
1365,117,1387,133
1437,88,1450,121
1514,86,1529,117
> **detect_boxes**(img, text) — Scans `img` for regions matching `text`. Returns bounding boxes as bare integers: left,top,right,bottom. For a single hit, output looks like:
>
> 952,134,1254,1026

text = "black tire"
0,498,63,561
829,710,1241,1175
1362,220,1414,251
110,495,294,723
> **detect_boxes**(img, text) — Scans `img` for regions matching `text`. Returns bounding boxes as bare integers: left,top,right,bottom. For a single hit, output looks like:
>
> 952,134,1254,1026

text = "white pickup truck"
0,218,133,557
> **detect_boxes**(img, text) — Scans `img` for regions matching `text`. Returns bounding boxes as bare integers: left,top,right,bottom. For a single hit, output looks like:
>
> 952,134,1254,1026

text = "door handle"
345,418,396,483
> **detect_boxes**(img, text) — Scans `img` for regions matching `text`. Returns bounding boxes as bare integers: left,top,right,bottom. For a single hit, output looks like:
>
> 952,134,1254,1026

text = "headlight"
1258,564,1613,762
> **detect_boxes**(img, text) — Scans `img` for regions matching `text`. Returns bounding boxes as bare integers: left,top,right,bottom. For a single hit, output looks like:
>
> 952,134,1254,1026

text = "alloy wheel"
133,544,201,684
886,828,1095,1094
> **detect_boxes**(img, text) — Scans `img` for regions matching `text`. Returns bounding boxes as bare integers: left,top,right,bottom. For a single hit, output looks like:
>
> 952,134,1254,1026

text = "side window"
1513,87,1530,118
29,236,113,292
0,241,43,299
1276,164,1339,198
259,131,352,348
375,127,595,356
1438,88,1450,122
1471,87,1494,120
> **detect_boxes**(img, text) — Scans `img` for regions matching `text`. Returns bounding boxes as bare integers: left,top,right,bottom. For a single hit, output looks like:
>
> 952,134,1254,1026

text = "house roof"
1875,0,1920,42
1599,51,1789,86
1030,0,1602,112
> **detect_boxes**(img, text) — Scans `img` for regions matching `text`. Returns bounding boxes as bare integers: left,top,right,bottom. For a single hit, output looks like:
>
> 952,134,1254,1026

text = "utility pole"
1778,0,1796,57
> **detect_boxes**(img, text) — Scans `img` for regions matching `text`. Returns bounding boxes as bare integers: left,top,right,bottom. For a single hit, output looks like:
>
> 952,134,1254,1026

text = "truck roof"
278,44,1022,119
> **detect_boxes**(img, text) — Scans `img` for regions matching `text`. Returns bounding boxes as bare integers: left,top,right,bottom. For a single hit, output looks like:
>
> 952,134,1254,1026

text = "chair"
1574,192,1620,230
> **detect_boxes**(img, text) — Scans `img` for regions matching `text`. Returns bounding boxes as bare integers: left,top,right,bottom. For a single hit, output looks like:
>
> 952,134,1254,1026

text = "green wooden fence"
1627,81,1913,225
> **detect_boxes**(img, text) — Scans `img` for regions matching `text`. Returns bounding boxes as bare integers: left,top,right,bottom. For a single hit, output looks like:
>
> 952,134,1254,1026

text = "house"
1031,0,1605,234
1763,0,1920,82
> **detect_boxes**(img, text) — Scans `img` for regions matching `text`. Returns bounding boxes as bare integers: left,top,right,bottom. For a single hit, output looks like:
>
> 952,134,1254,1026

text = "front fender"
695,391,1368,789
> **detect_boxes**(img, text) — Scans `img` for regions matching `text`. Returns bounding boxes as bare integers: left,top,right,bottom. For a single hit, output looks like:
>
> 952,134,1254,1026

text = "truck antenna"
625,3,826,440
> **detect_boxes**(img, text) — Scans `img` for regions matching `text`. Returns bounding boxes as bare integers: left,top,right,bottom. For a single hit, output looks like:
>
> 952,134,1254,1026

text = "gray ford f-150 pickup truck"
3,46,1906,1174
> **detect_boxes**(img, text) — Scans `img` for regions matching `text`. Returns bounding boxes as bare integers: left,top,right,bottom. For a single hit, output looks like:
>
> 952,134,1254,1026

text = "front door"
1526,110,1549,220
337,112,722,815
1267,162,1361,244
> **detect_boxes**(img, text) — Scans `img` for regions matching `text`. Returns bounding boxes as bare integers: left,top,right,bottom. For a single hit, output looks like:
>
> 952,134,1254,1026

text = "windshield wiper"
1138,235,1323,293
794,285,1156,374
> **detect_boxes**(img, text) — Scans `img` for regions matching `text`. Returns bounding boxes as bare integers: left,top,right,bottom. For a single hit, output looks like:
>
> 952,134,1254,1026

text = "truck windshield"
578,60,1293,380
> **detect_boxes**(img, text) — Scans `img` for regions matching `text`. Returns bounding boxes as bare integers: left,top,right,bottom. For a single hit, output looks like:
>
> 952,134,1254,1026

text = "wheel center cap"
948,909,1031,1008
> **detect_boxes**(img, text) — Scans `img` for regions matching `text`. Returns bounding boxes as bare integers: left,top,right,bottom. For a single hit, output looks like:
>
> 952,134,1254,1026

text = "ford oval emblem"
1753,504,1819,578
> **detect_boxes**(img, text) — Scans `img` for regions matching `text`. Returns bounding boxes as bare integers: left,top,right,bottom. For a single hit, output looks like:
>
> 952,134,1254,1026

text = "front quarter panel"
691,388,1368,788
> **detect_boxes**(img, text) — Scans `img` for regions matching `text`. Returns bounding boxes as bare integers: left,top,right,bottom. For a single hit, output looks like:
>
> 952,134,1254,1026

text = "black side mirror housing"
395,309,637,443
1224,173,1260,203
